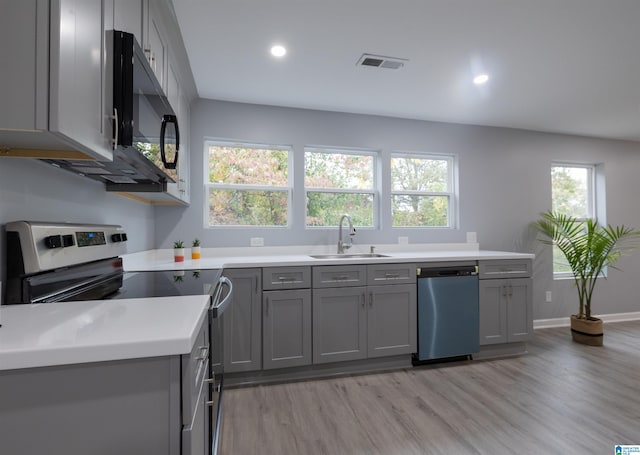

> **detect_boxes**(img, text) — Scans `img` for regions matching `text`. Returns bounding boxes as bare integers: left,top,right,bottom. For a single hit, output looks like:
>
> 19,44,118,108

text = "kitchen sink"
309,253,389,259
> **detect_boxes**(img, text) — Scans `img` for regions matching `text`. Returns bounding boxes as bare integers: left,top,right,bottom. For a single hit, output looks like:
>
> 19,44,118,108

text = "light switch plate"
466,232,477,243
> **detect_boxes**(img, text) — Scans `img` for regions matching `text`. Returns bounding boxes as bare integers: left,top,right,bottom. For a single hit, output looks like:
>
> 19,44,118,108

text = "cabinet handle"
196,346,209,361
112,108,119,150
384,273,400,279
361,292,365,307
369,292,373,306
333,275,351,281
278,276,298,283
255,277,258,293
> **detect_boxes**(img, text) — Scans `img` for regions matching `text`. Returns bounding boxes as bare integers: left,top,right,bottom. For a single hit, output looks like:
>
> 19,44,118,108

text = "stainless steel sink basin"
309,253,389,259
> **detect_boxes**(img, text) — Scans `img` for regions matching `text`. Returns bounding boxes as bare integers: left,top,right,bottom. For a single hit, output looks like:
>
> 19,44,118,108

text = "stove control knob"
44,235,63,249
62,234,75,247
111,233,122,242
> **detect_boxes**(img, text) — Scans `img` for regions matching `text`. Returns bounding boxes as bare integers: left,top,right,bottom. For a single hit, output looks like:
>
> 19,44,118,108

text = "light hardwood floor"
219,321,640,454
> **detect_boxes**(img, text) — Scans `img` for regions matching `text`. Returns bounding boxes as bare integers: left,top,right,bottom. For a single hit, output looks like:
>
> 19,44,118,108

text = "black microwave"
112,30,180,183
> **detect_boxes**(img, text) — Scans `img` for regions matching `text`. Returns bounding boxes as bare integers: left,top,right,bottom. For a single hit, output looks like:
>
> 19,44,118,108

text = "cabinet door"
313,287,367,364
113,0,143,45
223,269,262,372
146,2,166,91
367,284,417,358
506,278,533,342
49,0,113,160
263,289,312,370
479,280,508,345
182,368,207,455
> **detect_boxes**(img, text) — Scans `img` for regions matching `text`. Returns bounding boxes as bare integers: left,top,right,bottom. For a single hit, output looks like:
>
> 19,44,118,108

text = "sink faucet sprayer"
337,214,356,254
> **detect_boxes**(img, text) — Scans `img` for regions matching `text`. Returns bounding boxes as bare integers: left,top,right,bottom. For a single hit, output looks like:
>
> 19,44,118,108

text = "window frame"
304,146,379,228
390,151,456,229
551,162,597,278
203,139,293,228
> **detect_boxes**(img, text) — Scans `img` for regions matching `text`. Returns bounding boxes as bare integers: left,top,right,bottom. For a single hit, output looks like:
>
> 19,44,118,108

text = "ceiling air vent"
356,53,408,70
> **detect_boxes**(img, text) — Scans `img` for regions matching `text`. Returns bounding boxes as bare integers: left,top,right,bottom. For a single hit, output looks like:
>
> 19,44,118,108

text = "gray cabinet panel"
312,265,367,288
0,356,182,455
367,263,417,285
479,278,532,345
263,266,311,290
367,284,417,357
479,280,508,345
506,278,533,342
223,268,262,372
313,287,367,363
263,289,312,369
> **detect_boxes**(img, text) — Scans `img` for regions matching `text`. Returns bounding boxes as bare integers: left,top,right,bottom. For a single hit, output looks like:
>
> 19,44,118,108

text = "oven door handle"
210,276,233,318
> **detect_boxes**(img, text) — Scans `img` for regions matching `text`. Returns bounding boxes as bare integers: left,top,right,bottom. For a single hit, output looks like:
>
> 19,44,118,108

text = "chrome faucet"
337,214,356,254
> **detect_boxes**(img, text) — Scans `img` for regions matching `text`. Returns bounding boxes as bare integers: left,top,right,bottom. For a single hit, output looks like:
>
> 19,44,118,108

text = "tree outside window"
551,164,595,274
391,153,454,227
305,148,376,227
206,142,290,226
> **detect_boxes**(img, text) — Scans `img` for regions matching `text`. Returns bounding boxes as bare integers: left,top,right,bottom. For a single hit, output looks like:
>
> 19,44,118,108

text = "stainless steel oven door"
209,276,233,455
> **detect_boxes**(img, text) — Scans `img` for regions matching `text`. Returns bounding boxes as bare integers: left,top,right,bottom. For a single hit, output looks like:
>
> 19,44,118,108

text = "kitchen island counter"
0,295,210,371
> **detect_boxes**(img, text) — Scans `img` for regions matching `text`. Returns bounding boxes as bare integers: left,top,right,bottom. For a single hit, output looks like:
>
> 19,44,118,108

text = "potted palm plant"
534,211,640,345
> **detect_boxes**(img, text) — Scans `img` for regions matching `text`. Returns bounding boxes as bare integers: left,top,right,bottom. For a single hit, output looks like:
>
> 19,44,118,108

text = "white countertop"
0,295,210,371
122,243,534,272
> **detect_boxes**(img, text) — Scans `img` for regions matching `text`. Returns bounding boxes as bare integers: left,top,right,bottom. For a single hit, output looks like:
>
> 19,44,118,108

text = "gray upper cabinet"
0,0,113,161
223,269,262,373
263,289,312,370
145,1,167,91
478,260,533,346
367,284,417,358
113,0,143,45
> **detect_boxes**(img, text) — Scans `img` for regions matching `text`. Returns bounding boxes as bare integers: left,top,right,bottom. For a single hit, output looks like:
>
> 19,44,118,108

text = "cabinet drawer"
182,320,209,423
263,266,311,290
367,263,417,285
478,260,531,279
312,265,367,288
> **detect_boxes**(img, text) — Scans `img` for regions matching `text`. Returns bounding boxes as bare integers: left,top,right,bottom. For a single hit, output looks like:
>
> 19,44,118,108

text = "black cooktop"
108,269,223,300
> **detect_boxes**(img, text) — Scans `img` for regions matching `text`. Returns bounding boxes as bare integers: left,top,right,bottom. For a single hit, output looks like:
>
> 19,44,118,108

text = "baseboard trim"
534,311,640,329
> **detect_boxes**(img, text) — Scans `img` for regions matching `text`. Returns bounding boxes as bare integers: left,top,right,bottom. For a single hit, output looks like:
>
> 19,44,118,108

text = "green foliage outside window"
391,156,451,227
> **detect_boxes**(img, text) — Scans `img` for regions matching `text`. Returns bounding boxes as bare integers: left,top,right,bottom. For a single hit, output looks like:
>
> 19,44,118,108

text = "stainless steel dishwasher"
415,264,479,361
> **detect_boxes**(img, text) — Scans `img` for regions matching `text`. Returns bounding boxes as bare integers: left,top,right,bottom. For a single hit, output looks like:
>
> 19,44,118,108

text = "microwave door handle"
160,114,178,170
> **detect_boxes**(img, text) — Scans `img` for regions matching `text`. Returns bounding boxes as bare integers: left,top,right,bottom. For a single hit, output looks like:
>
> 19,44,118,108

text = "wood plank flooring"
219,321,640,454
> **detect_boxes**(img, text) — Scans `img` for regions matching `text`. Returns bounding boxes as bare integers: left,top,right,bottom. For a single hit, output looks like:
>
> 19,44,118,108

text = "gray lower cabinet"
313,286,368,363
263,289,312,369
0,318,210,455
367,284,417,358
478,260,533,345
312,264,417,364
223,268,262,372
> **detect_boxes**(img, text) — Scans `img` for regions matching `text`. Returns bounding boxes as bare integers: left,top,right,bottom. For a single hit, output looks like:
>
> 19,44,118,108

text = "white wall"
155,99,640,320
0,158,156,286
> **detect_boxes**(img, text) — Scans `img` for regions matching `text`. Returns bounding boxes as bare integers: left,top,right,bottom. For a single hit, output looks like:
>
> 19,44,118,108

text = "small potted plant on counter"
173,240,185,262
191,238,201,260
533,211,640,345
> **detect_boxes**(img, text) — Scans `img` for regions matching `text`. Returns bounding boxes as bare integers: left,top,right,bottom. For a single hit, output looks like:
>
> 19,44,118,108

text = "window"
390,153,455,227
551,163,596,275
304,147,376,227
205,141,291,227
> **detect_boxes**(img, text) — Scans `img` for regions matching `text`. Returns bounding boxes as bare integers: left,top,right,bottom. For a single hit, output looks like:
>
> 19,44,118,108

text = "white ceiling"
172,0,640,142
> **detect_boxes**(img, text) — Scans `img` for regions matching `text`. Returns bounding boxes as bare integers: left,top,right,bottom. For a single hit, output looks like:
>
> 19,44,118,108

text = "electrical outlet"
250,237,264,247
466,232,477,243
398,236,409,244
545,291,552,303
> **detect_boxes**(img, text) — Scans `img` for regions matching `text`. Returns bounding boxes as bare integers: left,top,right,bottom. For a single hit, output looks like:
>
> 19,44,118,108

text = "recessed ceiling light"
270,45,286,58
473,74,489,85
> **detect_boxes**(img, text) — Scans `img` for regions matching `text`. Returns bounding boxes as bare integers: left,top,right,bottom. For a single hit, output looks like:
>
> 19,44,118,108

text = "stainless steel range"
4,221,232,455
